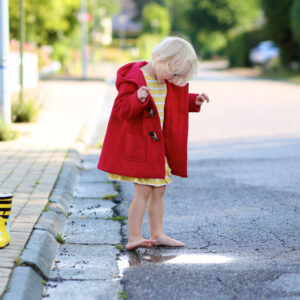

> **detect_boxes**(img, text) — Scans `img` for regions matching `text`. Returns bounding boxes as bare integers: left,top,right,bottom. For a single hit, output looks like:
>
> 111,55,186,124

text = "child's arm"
113,83,150,119
189,93,209,112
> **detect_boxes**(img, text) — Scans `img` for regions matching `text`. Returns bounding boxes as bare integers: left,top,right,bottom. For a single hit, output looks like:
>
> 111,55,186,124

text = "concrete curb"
2,267,44,300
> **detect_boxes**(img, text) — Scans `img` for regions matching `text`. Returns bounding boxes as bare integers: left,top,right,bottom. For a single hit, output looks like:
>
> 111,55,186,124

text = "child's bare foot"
126,238,157,250
151,234,184,247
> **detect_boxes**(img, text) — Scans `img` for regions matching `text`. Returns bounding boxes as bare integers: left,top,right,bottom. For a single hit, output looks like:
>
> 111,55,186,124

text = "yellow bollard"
0,194,13,248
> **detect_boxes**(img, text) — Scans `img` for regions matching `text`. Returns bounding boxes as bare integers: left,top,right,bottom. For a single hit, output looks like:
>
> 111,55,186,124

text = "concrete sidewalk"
0,78,109,296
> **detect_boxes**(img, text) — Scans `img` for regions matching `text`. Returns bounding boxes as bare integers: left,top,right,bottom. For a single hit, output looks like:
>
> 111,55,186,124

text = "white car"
249,41,280,65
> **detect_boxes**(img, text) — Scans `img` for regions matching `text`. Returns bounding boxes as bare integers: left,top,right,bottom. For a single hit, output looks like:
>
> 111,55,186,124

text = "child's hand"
196,93,209,106
137,86,151,103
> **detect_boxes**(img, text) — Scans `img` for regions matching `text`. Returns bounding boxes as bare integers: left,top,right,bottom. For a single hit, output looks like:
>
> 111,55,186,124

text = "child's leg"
126,183,157,250
148,185,184,247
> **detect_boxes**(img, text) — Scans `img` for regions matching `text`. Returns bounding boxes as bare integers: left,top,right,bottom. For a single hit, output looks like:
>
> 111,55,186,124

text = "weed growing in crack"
119,290,128,299
114,183,120,191
115,243,123,251
56,234,65,244
42,204,50,212
14,256,23,266
101,193,119,200
107,216,127,221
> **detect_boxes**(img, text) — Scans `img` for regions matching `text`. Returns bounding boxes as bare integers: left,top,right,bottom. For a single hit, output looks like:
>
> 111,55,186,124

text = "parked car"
249,41,279,65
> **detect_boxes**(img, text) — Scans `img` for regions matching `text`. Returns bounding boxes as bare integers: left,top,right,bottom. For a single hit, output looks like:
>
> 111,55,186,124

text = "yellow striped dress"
108,68,172,187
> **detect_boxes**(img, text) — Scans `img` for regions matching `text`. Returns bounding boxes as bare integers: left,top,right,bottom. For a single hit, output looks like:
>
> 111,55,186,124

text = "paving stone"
63,218,120,244
73,182,117,199
69,198,115,219
44,279,120,300
49,244,119,280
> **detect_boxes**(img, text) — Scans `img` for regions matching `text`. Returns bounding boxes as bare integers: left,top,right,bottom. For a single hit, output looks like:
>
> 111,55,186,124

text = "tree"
261,0,298,65
162,0,192,33
142,3,170,36
185,0,260,56
291,0,300,44
9,0,81,45
9,0,120,46
132,0,164,21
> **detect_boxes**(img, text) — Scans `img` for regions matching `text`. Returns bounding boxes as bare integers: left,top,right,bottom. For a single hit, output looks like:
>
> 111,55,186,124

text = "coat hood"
116,61,148,90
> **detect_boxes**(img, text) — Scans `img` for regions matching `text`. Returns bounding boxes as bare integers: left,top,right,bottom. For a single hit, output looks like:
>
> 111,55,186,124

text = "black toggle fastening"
148,131,160,141
146,107,155,118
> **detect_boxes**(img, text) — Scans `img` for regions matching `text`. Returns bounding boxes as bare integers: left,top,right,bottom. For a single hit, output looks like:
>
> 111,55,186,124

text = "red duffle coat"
97,61,201,178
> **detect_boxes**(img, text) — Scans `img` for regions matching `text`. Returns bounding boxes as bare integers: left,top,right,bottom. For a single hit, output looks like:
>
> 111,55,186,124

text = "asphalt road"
117,67,300,300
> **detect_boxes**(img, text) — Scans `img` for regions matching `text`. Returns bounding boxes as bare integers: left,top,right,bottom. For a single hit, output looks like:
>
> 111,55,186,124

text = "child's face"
154,62,186,86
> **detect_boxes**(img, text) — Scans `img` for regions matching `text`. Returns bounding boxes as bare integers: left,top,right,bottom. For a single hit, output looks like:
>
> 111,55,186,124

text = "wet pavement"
117,137,300,299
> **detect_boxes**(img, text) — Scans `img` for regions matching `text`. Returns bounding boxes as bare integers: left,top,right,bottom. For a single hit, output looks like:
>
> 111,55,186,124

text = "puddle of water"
117,253,235,278
164,254,234,264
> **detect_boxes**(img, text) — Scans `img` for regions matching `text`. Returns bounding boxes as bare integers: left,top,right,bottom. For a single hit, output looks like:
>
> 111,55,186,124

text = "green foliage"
185,0,261,57
162,0,192,33
136,34,162,60
9,0,81,45
142,3,171,36
227,26,267,67
11,98,40,123
0,118,18,141
197,31,227,58
132,0,164,21
291,0,300,44
261,0,298,65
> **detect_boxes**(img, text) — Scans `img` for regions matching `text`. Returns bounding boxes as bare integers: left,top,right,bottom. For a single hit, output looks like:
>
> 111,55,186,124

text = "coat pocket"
124,134,147,162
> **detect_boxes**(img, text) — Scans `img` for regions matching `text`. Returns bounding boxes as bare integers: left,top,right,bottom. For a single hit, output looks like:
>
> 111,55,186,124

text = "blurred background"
1,0,300,140
6,0,300,81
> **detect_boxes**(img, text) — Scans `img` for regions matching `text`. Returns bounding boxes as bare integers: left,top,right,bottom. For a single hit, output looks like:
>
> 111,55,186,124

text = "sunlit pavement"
117,66,300,299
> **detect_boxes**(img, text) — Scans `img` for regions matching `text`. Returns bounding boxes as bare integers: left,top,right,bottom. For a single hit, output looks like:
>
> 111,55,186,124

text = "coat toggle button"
148,131,160,141
146,107,154,118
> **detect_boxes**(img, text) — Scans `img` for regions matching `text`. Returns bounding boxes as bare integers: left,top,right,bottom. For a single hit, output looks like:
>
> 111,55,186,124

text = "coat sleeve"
189,93,201,112
112,82,150,119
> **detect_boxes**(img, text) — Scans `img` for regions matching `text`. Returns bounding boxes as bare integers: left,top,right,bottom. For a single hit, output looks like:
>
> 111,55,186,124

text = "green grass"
11,98,40,122
114,183,120,191
101,193,119,200
115,243,123,251
42,204,50,212
56,234,65,244
119,290,128,299
107,216,127,221
0,118,18,141
14,256,23,266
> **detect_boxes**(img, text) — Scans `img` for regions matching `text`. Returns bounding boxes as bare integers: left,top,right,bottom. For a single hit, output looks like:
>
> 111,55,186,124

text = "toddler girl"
97,36,209,250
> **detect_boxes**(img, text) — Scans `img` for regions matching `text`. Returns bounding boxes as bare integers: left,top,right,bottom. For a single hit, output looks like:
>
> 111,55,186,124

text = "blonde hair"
151,36,198,84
